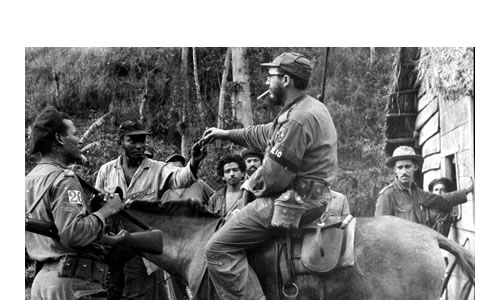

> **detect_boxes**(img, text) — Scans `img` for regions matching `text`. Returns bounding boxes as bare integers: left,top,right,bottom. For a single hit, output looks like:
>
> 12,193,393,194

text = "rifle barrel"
77,175,152,231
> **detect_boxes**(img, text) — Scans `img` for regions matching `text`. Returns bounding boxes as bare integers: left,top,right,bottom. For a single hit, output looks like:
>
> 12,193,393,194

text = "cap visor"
260,62,279,67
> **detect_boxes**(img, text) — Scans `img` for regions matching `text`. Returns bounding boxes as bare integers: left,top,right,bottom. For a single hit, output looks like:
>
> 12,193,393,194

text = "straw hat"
385,146,423,168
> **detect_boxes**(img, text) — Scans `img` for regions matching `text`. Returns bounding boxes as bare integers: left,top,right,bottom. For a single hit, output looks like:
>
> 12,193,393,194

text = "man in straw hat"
375,146,473,227
201,52,337,299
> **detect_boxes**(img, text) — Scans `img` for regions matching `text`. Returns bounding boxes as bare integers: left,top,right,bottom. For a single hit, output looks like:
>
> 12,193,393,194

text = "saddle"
249,214,356,299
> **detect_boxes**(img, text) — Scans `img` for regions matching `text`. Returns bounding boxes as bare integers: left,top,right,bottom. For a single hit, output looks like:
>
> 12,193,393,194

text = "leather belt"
40,255,108,285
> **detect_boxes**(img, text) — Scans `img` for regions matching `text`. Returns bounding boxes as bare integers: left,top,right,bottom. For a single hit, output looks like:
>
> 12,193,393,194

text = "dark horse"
118,199,474,300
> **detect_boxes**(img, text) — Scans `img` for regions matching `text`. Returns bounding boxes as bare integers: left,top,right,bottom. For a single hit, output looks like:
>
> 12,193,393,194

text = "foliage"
25,47,397,217
417,47,474,102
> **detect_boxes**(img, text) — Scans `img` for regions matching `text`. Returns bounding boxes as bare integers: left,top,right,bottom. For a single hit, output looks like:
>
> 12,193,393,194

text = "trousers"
123,255,168,300
31,261,107,300
205,194,327,300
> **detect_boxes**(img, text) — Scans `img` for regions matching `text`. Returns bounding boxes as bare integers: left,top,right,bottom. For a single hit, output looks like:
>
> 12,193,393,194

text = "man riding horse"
202,52,338,300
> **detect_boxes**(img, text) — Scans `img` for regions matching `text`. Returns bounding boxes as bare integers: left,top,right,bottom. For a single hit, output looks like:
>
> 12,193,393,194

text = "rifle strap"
26,170,64,217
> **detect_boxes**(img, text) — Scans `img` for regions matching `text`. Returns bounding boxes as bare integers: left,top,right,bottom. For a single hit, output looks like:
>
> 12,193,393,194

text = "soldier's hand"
191,139,207,165
202,127,228,144
465,176,474,194
101,192,124,217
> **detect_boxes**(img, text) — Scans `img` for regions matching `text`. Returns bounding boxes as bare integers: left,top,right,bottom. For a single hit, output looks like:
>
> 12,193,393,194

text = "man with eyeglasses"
202,52,338,299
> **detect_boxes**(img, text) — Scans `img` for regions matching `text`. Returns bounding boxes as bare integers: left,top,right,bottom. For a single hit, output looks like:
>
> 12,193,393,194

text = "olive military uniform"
375,178,468,225
26,160,108,300
205,94,338,299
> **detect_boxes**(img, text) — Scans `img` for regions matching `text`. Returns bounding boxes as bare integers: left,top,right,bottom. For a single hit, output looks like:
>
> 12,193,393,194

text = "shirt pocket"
393,204,413,220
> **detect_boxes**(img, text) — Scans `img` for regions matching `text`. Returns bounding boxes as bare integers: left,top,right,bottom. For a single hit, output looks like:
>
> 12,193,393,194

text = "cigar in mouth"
257,90,270,100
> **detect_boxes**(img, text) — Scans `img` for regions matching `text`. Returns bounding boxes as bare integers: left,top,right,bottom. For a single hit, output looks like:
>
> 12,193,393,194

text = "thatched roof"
417,47,474,102
383,47,474,157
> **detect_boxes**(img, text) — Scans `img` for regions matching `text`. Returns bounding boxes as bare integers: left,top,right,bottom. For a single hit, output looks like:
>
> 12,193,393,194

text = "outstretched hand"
201,127,227,144
191,139,208,164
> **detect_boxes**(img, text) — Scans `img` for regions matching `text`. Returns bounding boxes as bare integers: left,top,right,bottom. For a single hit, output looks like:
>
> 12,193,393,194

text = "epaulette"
277,110,289,123
378,184,394,195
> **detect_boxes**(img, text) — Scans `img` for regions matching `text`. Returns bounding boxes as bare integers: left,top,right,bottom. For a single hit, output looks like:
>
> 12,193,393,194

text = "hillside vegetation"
25,47,397,217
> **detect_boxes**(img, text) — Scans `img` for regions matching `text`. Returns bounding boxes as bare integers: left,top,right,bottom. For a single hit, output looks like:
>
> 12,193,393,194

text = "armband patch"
269,147,300,173
67,190,83,205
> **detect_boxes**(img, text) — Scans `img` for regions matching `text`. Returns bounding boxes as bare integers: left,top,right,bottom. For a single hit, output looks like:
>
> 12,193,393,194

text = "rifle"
26,176,164,255
25,217,163,255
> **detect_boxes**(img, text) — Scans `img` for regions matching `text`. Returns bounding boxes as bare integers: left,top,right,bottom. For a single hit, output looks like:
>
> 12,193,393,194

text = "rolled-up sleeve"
161,164,196,191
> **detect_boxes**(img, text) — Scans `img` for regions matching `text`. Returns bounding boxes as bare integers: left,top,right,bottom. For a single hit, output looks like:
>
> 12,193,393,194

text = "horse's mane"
127,198,220,219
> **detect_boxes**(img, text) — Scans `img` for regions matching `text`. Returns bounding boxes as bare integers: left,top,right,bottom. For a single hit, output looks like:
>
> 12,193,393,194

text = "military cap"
30,106,67,154
118,120,150,138
241,149,264,161
261,52,312,81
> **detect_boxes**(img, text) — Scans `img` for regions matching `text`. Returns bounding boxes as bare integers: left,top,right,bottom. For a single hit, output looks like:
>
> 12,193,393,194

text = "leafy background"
25,47,396,217
25,46,397,296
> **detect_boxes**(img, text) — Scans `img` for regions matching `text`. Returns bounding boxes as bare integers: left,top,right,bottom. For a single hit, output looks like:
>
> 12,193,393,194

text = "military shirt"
229,94,338,197
375,178,468,225
95,155,197,274
95,155,196,202
25,160,106,262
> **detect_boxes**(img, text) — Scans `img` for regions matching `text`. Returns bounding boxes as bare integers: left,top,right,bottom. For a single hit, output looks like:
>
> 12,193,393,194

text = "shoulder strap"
26,170,64,216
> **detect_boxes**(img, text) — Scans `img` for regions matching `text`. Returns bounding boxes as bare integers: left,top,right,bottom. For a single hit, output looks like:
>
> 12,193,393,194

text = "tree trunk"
231,47,253,128
369,47,376,69
217,48,232,148
192,47,204,123
180,47,190,158
53,70,60,108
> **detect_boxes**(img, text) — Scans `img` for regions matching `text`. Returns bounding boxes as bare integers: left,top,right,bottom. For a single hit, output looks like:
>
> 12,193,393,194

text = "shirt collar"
281,94,307,112
394,178,417,193
114,155,151,170
38,157,68,169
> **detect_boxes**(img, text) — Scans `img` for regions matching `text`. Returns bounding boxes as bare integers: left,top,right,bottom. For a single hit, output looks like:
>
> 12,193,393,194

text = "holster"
57,255,108,285
271,190,307,230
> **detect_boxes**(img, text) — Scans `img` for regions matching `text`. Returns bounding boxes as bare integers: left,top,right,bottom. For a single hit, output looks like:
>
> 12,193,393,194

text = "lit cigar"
257,90,270,100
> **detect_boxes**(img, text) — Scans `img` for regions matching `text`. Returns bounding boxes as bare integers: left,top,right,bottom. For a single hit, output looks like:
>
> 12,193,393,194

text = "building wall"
417,94,475,299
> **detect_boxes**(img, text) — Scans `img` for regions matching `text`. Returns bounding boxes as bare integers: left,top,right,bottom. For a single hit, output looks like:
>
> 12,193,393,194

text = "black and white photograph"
23,47,475,299
9,1,496,299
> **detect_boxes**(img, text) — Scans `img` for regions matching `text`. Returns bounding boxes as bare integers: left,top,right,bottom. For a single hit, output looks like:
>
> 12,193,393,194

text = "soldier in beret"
241,148,264,178
375,146,473,229
202,52,338,299
25,106,123,300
